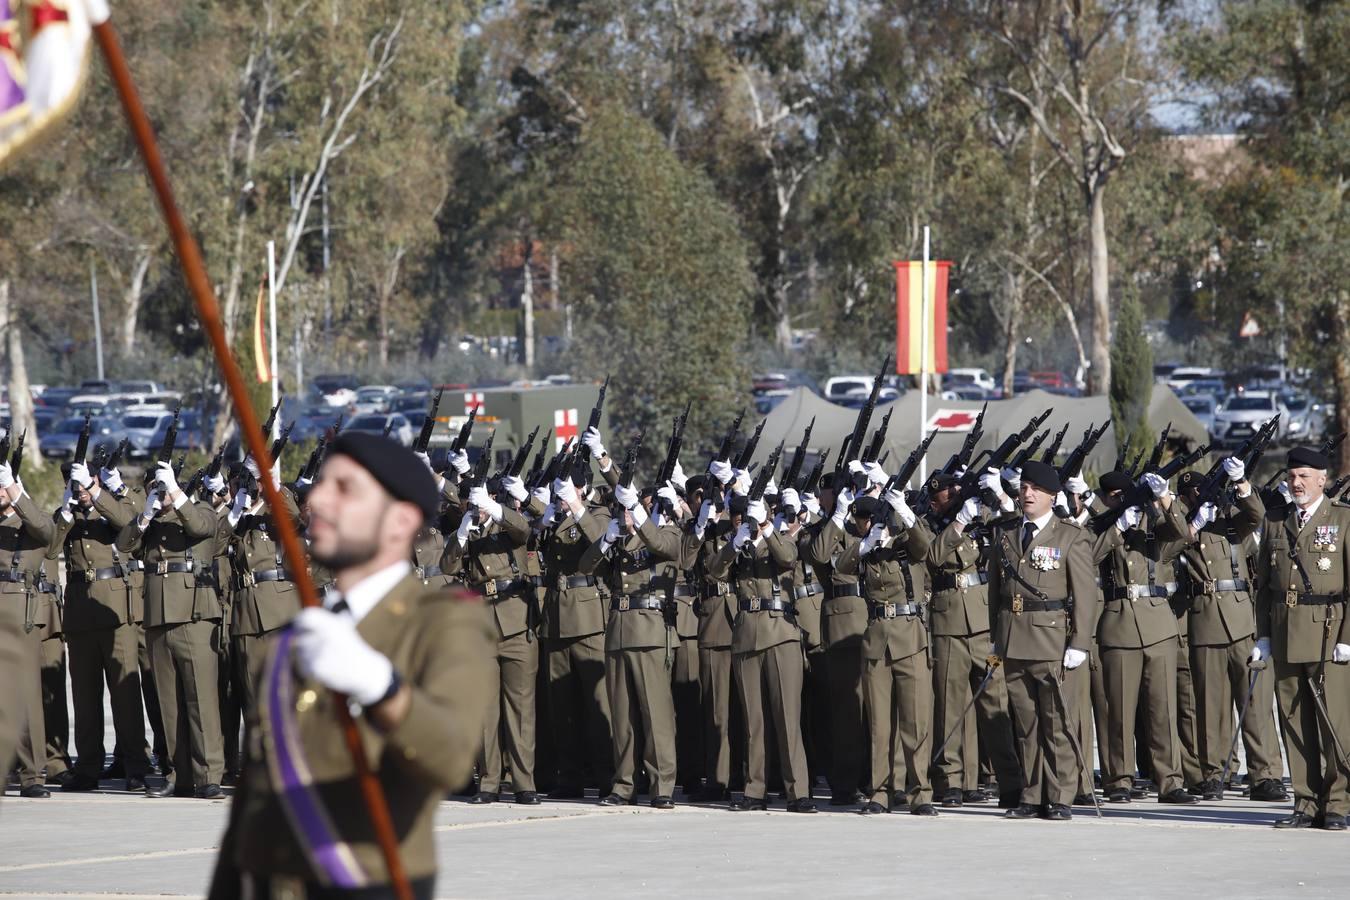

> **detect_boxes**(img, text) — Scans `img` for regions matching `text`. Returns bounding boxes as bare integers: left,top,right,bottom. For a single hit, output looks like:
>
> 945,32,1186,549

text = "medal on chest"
1313,524,1339,551
1030,546,1061,571
1318,556,1333,572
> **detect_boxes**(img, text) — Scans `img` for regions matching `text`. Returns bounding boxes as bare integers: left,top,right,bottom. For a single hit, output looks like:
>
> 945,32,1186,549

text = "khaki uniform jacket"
988,515,1098,661
837,519,933,662
1098,507,1187,650
1178,487,1264,646
708,526,799,655
230,489,304,637
804,516,869,647
214,576,495,886
116,497,222,627
926,512,994,637
442,507,533,639
791,517,826,651
692,519,737,649
0,494,57,629
538,501,612,640
1257,498,1350,664
55,489,140,631
579,525,671,652
635,514,699,639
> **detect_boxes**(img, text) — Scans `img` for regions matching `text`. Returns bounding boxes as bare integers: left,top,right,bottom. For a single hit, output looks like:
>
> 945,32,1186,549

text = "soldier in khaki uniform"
210,432,493,898
783,484,830,791
410,452,461,588
838,490,935,816
55,462,148,793
988,461,1098,821
443,475,539,804
117,461,226,798
924,472,1022,809
0,465,55,797
1173,464,1287,802
579,483,679,808
706,489,814,812
538,468,613,798
1255,446,1350,830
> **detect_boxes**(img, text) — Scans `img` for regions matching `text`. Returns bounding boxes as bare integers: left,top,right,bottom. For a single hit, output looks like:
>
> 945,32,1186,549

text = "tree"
1109,287,1152,456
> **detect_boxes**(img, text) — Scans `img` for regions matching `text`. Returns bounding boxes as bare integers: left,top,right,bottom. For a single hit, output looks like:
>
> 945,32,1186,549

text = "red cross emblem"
464,392,484,416
928,410,978,432
554,408,579,450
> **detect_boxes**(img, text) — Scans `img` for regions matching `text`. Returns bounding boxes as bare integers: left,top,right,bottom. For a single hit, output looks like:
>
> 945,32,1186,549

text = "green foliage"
1110,289,1154,454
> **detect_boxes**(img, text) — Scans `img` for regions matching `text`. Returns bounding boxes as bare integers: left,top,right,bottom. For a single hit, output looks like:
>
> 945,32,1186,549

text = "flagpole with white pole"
919,226,930,482
267,240,279,417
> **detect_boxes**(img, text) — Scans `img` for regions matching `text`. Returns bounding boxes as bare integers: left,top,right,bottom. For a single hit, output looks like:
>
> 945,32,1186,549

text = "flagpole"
267,240,279,413
89,257,104,381
90,21,412,900
919,226,931,483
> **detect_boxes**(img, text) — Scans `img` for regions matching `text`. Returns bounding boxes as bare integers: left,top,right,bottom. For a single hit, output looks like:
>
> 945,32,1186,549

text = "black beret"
1177,470,1202,493
926,472,959,493
292,481,313,505
817,472,837,492
683,474,707,496
728,494,749,516
328,432,439,522
852,496,882,519
1098,470,1134,494
1020,460,1062,495
1288,446,1330,471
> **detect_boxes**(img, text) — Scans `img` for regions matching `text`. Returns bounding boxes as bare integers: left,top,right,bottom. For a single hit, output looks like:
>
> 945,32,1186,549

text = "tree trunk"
121,247,152,355
1001,269,1022,397
376,245,405,369
0,280,42,471
1087,181,1112,395
520,239,535,368
1334,291,1350,475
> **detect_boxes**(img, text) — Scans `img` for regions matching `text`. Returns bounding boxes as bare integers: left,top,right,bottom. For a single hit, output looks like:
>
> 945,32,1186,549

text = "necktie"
1022,521,1036,552
1298,510,1310,531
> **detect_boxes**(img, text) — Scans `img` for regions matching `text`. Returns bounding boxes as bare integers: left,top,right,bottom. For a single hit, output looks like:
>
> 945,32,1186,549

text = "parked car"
753,390,793,415
145,409,207,456
343,413,413,447
1281,391,1327,444
40,415,125,460
390,393,431,414
1165,367,1223,393
1181,395,1217,440
352,385,398,414
311,374,360,408
942,385,994,402
66,395,128,418
116,380,165,394
122,411,178,458
1211,391,1287,449
946,368,997,393
35,386,81,412
77,379,115,394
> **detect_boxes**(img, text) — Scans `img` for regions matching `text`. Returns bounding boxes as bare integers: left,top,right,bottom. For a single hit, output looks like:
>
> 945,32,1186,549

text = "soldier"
537,464,614,799
117,461,226,798
209,431,493,898
580,482,679,808
199,467,240,783
1255,446,1350,830
56,461,148,793
924,471,1023,809
1173,463,1286,801
653,477,703,798
1095,468,1197,805
411,449,460,588
988,461,1098,821
0,460,55,797
708,489,815,813
837,487,936,816
785,483,830,793
38,536,72,787
443,474,539,804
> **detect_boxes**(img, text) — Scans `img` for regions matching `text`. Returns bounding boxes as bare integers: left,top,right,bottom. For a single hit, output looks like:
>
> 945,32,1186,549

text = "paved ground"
0,786,1346,899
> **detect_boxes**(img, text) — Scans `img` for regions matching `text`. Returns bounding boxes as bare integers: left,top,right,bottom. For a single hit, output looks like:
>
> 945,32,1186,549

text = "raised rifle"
968,408,1050,476
658,402,691,489
173,451,187,476
158,406,182,465
508,425,541,479
72,412,93,474
618,431,645,490
936,403,988,476
1040,422,1071,464
8,429,25,481
1058,421,1111,481
747,442,783,503
953,412,1046,509
468,430,495,493
588,374,610,432
525,428,553,488
260,398,281,442
780,417,816,493
886,429,938,497
1008,429,1051,471
1126,447,1146,477
105,438,130,473
799,448,831,496
414,388,445,454
382,419,395,439
711,408,745,467
1327,474,1350,498
862,408,893,465
539,437,573,489
734,418,766,471
185,467,206,496
271,421,294,465
1143,422,1173,474
1321,431,1346,458
834,354,892,481
452,407,477,454
1115,434,1132,473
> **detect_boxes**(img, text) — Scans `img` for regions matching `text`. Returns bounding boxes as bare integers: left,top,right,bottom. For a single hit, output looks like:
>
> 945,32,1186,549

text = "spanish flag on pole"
252,281,270,384
893,260,951,375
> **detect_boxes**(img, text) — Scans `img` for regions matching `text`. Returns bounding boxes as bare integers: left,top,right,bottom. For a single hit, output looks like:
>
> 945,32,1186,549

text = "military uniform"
1256,495,1350,823
989,512,1098,809
537,496,613,795
791,515,830,789
442,505,537,798
228,490,304,711
693,515,739,798
0,492,56,792
838,516,935,811
55,488,148,785
117,494,226,792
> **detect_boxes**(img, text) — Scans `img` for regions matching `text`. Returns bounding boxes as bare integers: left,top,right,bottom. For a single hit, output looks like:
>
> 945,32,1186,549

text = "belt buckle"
1286,589,1299,609
618,596,630,612
884,602,897,618
749,598,761,612
243,570,256,587
1202,580,1216,594
84,568,96,583
1012,594,1024,616
154,560,168,575
484,579,498,597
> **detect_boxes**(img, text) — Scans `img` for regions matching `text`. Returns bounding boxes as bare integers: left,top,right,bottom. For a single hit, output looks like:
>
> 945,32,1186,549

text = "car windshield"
56,417,87,433
1183,399,1212,412
124,415,164,429
349,415,387,429
357,389,387,399
1284,397,1308,411
1226,396,1273,411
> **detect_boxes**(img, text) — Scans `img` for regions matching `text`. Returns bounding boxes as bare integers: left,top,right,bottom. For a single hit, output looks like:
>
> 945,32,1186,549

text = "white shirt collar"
325,560,411,623
1022,509,1054,534
1297,495,1324,522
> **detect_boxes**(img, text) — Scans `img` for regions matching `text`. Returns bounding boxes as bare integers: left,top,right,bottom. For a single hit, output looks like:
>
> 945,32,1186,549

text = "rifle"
8,429,24,481
451,407,477,454
525,428,552,489
888,429,938,495
658,402,691,489
173,451,187,476
381,418,394,439
1008,429,1051,471
747,442,783,503
300,423,334,483
413,388,445,454
780,418,816,494
72,412,93,475
1126,447,1146,477
1183,416,1280,516
467,430,495,494
967,408,1051,477
861,408,893,465
711,409,745,467
1040,422,1071,464
1058,421,1111,481
734,418,766,471
1326,473,1350,498
158,406,182,465
270,421,294,465
539,437,573,489
1321,431,1346,458
1143,422,1173,474
799,448,831,496
935,403,988,476
618,431,644,490
955,413,1045,508
507,425,541,479
185,467,206,496
588,374,610,432
259,398,281,442
834,354,892,481
105,438,130,473
0,429,9,469
1115,434,1132,473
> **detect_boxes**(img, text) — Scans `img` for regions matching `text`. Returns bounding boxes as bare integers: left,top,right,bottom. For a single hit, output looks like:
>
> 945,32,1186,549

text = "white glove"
955,496,981,526
205,473,226,495
1000,466,1021,491
614,482,640,510
154,461,179,495
1065,474,1089,496
884,487,914,529
531,485,551,507
582,426,607,460
141,492,161,520
780,487,801,511
731,521,753,551
765,478,778,496
554,477,579,509
802,493,821,517
70,462,94,489
1334,644,1350,664
243,455,261,480
1222,457,1245,483
293,608,395,707
864,461,887,486
847,459,866,476
831,487,855,527
1190,502,1217,532
1278,482,1292,504
100,467,124,493
602,518,622,547
859,522,887,556
0,463,12,489
979,468,1006,497
1250,637,1271,664
456,512,478,544
746,498,767,525
657,484,680,510
1053,491,1068,512
1063,648,1088,670
695,499,714,538
670,459,688,490
415,451,435,475
1115,505,1142,532
709,459,733,485
449,449,470,475
731,468,751,496
468,485,503,522
59,487,74,512
502,475,528,503
1141,471,1168,499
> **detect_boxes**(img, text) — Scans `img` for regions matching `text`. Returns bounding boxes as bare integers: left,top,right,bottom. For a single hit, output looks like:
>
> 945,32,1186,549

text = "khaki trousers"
147,619,224,788
1192,636,1283,783
1005,659,1078,806
1100,640,1181,794
864,646,933,808
479,630,538,793
607,646,677,799
1274,658,1350,818
545,633,612,791
930,632,1020,794
735,639,809,802
67,625,147,779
